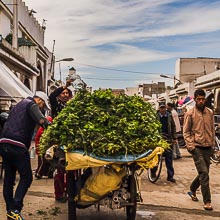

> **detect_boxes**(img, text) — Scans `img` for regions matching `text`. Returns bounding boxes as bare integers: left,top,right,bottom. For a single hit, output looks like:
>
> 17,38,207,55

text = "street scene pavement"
0,147,220,220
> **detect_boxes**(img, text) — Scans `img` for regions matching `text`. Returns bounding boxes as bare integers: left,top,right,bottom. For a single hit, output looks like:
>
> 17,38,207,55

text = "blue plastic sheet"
68,149,153,163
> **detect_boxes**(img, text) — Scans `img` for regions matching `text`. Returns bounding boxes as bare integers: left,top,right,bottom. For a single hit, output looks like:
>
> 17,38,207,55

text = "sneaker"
187,191,199,201
7,210,24,220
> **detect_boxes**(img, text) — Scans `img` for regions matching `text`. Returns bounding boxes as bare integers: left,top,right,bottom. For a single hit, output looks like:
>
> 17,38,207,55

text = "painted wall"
175,58,220,83
2,0,45,47
125,87,139,96
0,9,11,37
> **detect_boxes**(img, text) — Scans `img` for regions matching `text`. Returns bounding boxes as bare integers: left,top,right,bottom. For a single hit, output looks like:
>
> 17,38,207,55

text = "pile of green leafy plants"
39,89,169,156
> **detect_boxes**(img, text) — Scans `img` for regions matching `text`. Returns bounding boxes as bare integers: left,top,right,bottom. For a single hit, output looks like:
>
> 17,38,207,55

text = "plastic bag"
76,165,126,205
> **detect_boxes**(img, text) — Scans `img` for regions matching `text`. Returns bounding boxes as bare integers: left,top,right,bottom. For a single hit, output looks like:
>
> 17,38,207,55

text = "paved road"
0,147,220,220
137,148,220,219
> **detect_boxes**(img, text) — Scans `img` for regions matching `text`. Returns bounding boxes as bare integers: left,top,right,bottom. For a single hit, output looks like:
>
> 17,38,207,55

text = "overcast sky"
24,0,220,90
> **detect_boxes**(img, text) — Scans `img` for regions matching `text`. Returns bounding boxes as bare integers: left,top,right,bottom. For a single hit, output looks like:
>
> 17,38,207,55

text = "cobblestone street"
0,147,220,220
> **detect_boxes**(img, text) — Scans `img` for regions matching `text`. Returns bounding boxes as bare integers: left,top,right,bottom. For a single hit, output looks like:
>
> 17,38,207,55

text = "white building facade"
0,0,54,110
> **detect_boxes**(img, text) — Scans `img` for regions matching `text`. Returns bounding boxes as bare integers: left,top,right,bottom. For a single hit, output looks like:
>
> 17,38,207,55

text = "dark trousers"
151,147,174,179
190,147,213,204
35,155,51,178
0,143,33,212
163,148,174,179
54,168,66,199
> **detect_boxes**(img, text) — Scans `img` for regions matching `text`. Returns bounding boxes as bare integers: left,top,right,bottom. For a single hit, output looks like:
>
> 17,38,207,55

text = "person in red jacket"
34,116,53,179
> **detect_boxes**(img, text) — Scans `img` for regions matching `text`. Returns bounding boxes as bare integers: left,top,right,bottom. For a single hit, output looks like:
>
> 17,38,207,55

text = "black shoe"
176,156,182,159
136,192,143,203
56,197,67,203
35,174,42,179
167,178,176,183
150,172,157,179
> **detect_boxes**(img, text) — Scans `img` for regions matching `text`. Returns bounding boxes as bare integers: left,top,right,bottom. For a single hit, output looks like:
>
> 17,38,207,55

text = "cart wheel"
148,154,162,183
210,138,220,163
126,173,137,220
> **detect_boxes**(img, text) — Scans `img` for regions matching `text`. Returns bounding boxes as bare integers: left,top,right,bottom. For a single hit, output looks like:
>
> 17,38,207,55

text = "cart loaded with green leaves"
40,89,168,220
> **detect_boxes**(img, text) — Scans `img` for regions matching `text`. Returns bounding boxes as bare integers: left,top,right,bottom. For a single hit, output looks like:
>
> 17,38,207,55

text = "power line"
74,62,171,75
82,76,165,81
83,77,143,81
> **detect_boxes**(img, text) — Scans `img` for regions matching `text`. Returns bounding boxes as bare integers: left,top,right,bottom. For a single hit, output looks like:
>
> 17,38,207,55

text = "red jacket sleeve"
34,127,44,155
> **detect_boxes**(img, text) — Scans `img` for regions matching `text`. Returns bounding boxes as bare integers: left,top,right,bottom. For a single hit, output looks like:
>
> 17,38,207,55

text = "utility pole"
12,0,18,49
59,62,62,81
49,40,56,76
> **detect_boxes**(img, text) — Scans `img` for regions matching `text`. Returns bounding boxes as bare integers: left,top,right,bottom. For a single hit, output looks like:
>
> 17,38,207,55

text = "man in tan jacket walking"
183,89,215,211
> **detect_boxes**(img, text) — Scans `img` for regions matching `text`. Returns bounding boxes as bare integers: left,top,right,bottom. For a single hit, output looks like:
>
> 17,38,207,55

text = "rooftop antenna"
42,19,47,30
203,65,206,75
29,9,37,16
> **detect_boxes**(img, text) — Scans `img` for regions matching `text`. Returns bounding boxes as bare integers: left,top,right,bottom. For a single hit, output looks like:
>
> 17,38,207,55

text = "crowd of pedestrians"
0,85,217,219
155,89,215,211
153,88,216,211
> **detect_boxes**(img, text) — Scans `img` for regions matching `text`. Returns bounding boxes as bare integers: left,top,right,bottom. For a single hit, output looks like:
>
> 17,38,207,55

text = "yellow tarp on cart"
65,147,164,171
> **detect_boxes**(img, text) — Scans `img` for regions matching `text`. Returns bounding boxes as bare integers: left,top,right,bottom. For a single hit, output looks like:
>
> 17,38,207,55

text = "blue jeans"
0,143,33,212
150,147,174,179
163,148,174,179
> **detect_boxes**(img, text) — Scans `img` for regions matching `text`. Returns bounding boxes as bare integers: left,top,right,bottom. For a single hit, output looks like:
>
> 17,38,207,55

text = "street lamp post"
55,58,74,81
56,58,74,63
160,74,182,87
58,62,62,81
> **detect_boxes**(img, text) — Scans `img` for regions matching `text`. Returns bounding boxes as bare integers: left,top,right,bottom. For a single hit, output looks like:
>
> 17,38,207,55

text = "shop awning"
0,61,33,102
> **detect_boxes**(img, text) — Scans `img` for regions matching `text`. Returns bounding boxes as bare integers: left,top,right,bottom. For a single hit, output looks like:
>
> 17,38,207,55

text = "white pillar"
188,81,195,97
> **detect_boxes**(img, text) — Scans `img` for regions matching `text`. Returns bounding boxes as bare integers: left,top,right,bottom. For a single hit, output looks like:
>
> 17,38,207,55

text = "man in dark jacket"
0,91,51,220
157,102,177,183
49,80,72,202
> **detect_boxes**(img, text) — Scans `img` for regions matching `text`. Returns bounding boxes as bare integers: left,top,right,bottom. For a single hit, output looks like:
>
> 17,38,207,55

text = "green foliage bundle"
39,89,169,156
